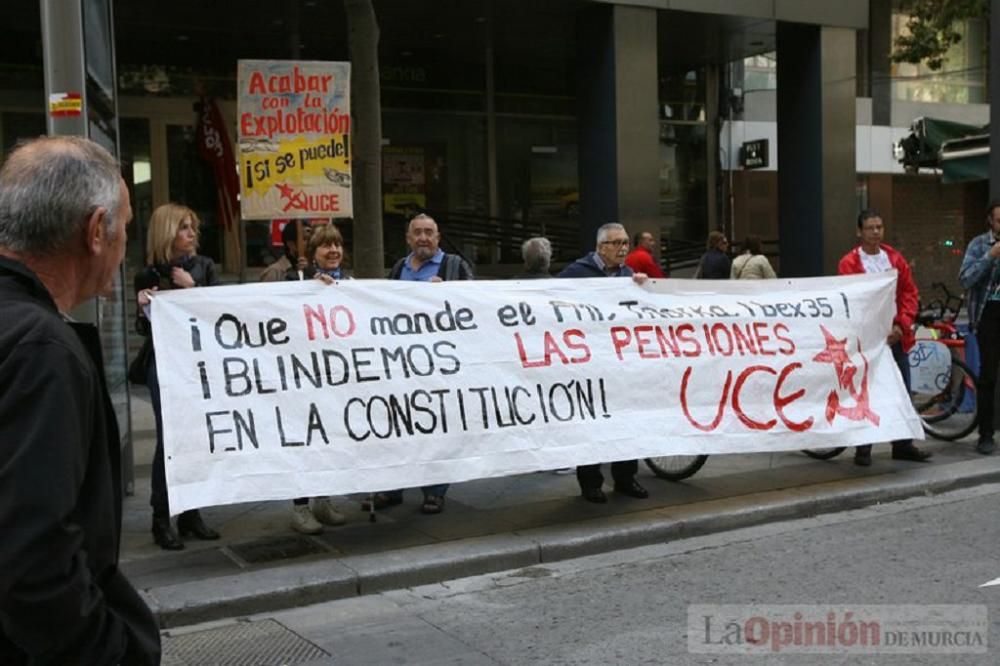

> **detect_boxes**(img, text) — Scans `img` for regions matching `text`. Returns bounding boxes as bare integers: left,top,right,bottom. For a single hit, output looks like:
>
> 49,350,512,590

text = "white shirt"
859,248,891,274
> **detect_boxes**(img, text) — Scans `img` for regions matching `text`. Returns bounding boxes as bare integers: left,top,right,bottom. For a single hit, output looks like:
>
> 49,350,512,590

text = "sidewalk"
122,386,1000,627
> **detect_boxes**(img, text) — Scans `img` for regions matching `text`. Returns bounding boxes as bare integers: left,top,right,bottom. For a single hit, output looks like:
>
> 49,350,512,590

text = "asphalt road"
163,483,1000,665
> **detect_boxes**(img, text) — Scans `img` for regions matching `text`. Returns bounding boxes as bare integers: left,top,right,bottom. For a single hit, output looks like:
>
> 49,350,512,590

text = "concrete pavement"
122,386,1000,628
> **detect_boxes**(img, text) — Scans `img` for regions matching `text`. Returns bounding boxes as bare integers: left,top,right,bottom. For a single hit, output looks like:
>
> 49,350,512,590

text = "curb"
146,457,1000,627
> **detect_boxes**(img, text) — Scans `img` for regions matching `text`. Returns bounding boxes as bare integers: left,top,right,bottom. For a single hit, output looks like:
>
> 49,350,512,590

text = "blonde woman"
731,234,776,279
135,204,220,550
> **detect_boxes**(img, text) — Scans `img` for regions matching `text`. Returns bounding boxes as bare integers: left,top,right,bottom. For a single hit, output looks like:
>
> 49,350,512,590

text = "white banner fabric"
151,273,923,514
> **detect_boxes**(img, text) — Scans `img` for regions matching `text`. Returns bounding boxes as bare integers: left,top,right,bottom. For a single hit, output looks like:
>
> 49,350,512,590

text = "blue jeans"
891,341,912,448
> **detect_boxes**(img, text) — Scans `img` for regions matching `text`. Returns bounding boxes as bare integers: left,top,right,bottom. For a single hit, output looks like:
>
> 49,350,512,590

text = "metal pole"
991,0,1000,201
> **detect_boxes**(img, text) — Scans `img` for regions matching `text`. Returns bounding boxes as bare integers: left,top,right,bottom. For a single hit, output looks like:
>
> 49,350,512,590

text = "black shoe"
613,479,649,499
177,510,220,540
854,445,872,467
976,437,996,455
581,487,607,504
152,517,184,551
891,444,932,462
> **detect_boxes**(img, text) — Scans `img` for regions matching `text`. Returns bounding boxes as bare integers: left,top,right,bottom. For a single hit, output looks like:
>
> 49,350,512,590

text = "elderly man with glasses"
558,222,649,503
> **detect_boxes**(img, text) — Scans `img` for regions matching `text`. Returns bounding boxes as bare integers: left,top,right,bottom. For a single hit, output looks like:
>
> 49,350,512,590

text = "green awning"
896,117,989,181
941,141,989,184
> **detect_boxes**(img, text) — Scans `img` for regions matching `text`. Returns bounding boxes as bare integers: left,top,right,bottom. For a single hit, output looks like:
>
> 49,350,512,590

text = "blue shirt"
959,230,1000,328
399,248,445,282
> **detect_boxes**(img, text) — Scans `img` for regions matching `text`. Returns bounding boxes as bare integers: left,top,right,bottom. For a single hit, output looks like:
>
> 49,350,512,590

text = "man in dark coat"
0,137,161,664
559,222,650,503
367,213,473,514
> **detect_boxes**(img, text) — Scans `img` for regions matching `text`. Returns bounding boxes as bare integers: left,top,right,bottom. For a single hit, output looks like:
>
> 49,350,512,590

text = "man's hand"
296,256,309,271
632,272,648,285
171,267,196,288
886,324,903,345
988,242,1000,260
429,276,443,283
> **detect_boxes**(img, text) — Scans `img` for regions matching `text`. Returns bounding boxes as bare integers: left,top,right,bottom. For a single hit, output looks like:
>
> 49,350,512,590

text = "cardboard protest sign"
237,60,352,219
150,273,922,514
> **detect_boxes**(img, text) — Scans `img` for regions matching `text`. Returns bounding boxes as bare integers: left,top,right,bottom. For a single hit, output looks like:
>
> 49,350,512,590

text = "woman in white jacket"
731,234,776,280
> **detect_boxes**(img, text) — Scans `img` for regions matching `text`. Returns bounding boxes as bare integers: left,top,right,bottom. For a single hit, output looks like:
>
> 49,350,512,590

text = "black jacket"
0,257,161,665
698,248,731,280
135,254,218,334
557,252,634,278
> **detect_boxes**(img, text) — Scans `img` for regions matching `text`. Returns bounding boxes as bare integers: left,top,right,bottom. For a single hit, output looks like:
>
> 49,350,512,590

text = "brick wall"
888,175,984,305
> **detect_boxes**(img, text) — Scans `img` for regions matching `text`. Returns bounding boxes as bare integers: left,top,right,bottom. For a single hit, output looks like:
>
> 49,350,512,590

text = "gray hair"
596,222,626,245
521,236,552,273
0,136,122,256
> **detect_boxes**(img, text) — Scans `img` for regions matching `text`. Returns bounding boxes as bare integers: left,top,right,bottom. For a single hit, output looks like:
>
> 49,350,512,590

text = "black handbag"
128,338,153,386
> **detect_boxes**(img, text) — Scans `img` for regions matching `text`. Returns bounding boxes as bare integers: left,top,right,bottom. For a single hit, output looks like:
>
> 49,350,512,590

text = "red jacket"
837,243,918,352
624,246,666,278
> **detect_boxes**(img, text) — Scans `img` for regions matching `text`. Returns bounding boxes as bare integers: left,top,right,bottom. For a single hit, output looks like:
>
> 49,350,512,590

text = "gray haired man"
0,137,160,664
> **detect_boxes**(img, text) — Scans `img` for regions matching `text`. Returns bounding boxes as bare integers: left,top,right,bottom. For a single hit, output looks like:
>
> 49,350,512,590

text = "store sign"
740,139,769,169
237,60,353,219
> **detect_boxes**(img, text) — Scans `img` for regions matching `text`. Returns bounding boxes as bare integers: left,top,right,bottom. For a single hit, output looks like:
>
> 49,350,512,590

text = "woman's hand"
137,287,158,308
632,272,648,285
315,273,336,285
171,266,196,288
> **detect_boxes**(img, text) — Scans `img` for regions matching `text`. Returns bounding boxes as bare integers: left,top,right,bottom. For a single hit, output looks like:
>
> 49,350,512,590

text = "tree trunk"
344,0,384,277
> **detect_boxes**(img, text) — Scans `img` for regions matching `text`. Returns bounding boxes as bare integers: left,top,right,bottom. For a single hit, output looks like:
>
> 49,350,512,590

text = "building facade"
7,0,988,470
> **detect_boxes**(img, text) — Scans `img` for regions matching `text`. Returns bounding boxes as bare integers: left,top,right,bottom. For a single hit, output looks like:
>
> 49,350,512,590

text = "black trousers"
977,301,1000,440
146,358,169,518
576,460,638,490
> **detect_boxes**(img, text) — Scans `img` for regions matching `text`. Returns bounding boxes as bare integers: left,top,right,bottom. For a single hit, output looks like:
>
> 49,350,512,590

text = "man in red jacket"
837,209,931,466
624,230,666,278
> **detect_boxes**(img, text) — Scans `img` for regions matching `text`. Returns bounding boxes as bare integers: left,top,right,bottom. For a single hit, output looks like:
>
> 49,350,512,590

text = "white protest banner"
151,272,923,514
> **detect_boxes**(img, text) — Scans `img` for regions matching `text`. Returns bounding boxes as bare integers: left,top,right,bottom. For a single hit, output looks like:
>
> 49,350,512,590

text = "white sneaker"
311,497,346,526
290,504,323,534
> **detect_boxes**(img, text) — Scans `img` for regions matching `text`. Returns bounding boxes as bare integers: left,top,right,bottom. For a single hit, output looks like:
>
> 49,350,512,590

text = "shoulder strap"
733,254,748,279
389,257,406,280
440,254,460,281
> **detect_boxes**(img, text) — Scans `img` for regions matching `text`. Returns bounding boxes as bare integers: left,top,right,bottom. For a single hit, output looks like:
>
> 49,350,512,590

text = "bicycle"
907,283,978,441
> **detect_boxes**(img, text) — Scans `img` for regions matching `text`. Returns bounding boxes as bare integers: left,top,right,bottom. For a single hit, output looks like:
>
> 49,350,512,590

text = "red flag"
195,97,240,230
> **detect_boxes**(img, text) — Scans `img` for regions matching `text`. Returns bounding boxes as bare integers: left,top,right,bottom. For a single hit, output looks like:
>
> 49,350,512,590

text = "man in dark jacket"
368,213,473,514
0,137,161,664
559,222,650,503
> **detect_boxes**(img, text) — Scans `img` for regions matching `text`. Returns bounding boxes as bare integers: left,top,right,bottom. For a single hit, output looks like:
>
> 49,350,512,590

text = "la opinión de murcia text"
180,291,853,454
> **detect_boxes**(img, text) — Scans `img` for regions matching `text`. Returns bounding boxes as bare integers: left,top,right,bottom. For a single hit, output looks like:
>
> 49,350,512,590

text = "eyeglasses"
600,239,630,247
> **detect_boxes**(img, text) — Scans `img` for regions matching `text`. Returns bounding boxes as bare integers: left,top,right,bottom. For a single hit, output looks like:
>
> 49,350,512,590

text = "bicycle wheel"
801,447,847,460
914,358,978,442
644,455,708,481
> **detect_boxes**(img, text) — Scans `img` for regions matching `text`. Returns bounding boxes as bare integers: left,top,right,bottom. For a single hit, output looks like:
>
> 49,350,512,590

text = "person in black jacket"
697,230,732,279
364,213,473,514
0,136,161,664
558,222,650,503
135,203,221,550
